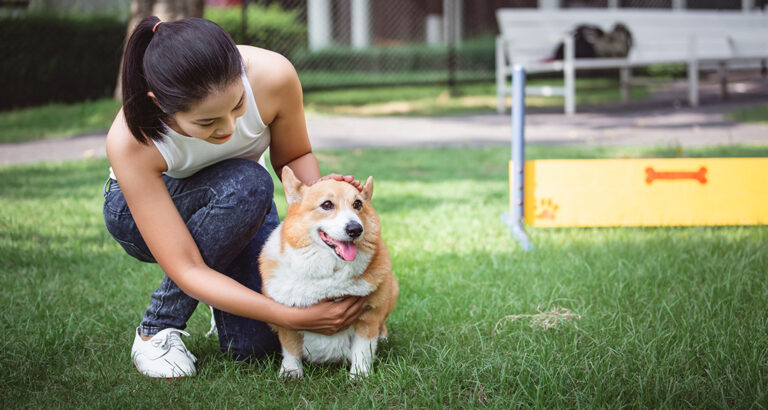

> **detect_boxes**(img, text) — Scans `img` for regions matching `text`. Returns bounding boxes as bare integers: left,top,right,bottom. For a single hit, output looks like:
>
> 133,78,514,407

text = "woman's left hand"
314,174,362,191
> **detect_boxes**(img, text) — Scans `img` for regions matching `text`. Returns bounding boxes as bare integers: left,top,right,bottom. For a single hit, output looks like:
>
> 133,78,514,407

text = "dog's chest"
300,328,356,363
262,228,373,307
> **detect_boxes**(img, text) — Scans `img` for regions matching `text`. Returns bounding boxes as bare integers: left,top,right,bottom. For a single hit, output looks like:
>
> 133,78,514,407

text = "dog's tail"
205,305,218,338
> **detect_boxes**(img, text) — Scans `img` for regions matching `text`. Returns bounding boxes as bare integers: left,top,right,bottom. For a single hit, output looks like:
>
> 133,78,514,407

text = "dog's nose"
345,221,363,238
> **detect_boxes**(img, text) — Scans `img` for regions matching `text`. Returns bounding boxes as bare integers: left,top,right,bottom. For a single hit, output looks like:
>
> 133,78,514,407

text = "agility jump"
502,65,768,251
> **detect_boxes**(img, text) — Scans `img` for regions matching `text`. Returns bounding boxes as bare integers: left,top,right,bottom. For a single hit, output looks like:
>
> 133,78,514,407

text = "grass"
0,98,121,144
303,78,649,116
2,77,765,144
727,104,768,125
1,144,767,407
1,78,647,144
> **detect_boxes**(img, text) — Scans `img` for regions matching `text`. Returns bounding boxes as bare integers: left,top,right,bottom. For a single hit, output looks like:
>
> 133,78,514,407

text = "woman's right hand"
281,296,367,335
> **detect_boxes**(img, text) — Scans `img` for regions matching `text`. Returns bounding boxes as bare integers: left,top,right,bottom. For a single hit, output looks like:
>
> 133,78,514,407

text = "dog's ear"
361,176,374,201
281,166,305,205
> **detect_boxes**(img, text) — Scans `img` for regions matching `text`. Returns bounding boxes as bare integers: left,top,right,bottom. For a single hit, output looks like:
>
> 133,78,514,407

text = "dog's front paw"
279,353,304,379
349,363,371,380
349,370,368,380
279,365,304,379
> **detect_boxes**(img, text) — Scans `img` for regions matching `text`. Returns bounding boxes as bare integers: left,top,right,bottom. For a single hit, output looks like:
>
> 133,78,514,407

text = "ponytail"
121,16,242,144
122,16,164,144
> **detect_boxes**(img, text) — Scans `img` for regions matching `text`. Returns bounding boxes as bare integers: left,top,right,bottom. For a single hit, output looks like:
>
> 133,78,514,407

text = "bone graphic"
645,166,707,185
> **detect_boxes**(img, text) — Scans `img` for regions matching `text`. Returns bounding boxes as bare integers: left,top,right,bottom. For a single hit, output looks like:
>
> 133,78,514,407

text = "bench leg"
718,61,728,100
620,67,631,104
496,77,507,114
687,59,699,107
564,68,575,115
563,36,576,116
496,36,508,114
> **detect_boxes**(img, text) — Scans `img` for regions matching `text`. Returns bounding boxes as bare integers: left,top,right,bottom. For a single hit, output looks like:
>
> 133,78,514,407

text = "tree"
114,0,205,99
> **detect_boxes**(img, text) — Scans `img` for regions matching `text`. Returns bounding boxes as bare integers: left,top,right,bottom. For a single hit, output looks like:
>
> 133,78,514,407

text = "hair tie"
152,21,163,33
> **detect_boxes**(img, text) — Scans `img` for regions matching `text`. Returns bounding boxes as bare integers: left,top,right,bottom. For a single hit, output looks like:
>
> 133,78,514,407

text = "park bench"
495,8,768,115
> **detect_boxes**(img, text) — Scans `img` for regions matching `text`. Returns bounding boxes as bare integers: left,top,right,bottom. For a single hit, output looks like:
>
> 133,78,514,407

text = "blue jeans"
103,158,280,361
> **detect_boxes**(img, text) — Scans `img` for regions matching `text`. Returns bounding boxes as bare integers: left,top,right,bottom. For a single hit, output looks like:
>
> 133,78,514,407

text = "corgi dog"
259,167,399,379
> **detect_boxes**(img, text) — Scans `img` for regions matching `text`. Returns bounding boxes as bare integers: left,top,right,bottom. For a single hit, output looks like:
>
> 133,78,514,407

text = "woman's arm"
240,46,361,190
237,46,318,185
106,111,364,335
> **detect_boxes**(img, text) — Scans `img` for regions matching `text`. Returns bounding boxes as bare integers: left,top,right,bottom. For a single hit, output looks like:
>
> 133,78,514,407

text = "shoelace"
150,329,197,362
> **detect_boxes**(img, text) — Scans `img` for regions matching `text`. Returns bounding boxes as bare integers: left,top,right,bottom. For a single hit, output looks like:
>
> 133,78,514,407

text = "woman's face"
165,81,247,144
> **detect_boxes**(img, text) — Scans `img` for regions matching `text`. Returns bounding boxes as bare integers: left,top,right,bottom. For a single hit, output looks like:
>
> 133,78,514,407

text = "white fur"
262,226,373,307
318,209,362,244
349,334,377,379
279,346,303,379
301,327,356,363
262,220,377,377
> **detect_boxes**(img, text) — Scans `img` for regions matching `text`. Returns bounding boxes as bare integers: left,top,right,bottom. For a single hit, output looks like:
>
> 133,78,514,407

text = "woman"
104,16,366,378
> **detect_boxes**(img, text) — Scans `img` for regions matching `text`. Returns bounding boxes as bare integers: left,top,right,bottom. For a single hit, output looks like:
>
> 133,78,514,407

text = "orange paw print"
535,198,559,220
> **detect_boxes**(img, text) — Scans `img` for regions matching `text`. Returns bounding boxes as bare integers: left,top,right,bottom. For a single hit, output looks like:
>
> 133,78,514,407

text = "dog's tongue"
336,241,357,261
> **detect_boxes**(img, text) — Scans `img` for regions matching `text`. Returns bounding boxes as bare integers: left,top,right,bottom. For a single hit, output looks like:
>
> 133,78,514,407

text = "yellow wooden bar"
516,158,768,227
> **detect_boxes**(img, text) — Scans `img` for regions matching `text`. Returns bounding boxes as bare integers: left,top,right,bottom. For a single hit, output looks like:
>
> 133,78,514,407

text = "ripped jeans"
103,158,280,360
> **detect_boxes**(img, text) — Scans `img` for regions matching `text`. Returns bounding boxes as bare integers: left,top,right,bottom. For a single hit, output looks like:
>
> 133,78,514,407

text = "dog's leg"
277,328,304,379
348,333,378,380
279,348,303,379
378,323,388,341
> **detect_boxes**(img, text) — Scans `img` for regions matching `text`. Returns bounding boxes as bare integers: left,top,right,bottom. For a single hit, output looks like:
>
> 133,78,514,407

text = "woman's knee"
205,159,274,216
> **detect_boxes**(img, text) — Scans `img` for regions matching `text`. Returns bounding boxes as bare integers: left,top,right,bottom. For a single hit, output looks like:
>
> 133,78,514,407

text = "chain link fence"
227,0,765,92
16,0,765,93
231,0,501,91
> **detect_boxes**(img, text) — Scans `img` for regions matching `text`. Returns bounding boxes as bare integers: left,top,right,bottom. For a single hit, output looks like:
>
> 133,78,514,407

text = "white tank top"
109,70,271,180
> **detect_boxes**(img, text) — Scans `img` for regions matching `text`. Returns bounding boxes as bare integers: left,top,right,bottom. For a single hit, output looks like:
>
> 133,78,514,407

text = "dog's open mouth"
318,230,357,261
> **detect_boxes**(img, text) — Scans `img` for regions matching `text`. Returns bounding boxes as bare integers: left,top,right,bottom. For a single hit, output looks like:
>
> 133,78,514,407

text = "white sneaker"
131,327,197,378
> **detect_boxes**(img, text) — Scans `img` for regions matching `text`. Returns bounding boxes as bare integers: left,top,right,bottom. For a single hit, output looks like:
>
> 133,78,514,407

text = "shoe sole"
134,363,189,380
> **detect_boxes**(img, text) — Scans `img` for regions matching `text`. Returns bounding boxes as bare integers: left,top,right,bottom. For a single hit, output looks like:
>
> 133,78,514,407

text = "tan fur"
259,257,279,284
277,328,304,357
259,167,398,370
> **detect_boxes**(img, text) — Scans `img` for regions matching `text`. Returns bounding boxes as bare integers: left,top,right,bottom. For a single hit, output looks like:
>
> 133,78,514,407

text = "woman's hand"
314,174,362,192
281,296,367,335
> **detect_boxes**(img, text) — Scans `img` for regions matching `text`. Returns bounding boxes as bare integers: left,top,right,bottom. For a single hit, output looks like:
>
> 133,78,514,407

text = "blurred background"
2,0,767,111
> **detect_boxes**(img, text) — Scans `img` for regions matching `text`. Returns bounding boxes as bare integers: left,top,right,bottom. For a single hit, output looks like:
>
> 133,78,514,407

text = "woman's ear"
146,91,162,110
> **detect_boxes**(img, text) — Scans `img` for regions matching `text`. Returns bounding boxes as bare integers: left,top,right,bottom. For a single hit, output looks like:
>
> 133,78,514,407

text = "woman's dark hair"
122,17,242,144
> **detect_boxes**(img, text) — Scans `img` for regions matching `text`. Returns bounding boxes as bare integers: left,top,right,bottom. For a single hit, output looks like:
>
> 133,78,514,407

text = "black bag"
553,23,633,60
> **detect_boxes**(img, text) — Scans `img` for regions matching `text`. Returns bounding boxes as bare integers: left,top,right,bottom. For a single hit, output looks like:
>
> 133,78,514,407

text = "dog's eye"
320,200,334,211
352,199,363,210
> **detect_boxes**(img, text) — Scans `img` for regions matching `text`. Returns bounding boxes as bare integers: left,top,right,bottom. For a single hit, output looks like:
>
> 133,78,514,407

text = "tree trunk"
113,0,205,100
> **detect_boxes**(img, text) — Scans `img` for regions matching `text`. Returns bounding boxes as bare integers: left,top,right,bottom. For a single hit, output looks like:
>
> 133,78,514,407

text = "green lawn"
0,98,121,144
303,78,649,116
1,144,767,407
0,79,647,144
2,79,766,145
728,104,768,125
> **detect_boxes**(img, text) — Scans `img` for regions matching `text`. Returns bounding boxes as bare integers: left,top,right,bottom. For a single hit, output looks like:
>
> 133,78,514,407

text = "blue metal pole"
502,64,533,251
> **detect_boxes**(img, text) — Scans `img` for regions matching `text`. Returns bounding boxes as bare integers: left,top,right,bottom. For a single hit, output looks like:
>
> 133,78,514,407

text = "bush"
0,13,124,111
205,4,307,57
291,37,495,73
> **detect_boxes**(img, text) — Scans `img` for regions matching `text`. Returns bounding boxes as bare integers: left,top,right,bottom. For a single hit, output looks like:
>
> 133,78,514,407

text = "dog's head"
281,167,380,261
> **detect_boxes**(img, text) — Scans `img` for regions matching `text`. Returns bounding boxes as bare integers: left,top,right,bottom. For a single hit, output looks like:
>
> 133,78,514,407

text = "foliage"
291,36,495,74
205,4,306,57
0,13,124,110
